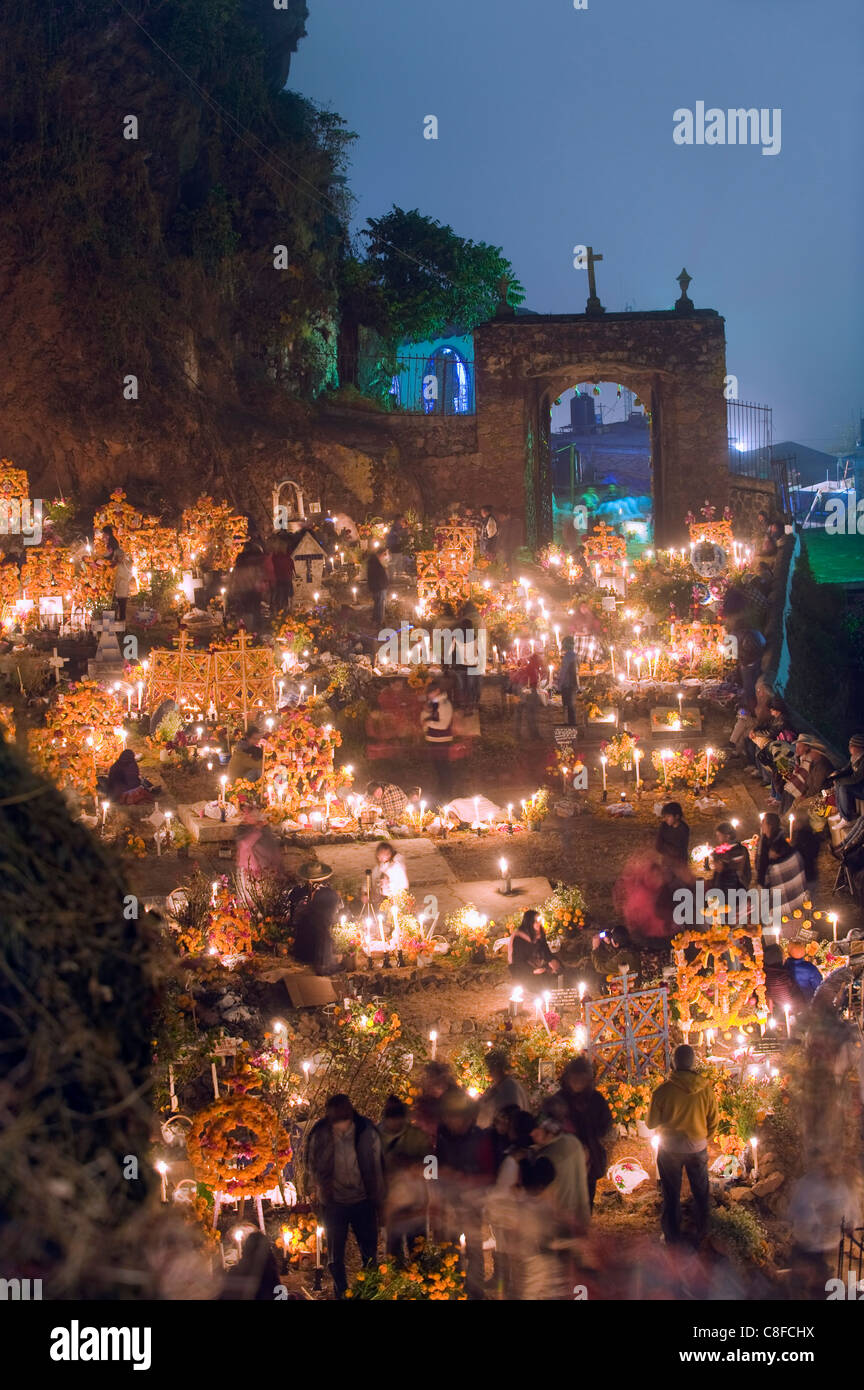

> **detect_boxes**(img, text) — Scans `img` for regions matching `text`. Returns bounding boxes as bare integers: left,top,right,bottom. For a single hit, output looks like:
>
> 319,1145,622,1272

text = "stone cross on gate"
48,648,68,684
585,245,605,315
92,611,124,637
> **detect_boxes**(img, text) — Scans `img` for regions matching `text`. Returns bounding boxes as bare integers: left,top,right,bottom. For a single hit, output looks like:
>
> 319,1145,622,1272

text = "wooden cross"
585,245,605,314
48,648,68,684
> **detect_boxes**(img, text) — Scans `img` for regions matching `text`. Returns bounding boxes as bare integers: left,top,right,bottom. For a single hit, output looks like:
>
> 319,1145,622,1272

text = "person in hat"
290,860,341,973
828,734,864,823
530,1113,591,1235
647,1044,718,1245
781,736,834,812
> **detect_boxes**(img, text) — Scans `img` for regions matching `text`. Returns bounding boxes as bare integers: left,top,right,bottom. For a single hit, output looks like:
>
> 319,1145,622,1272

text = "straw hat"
297,858,333,883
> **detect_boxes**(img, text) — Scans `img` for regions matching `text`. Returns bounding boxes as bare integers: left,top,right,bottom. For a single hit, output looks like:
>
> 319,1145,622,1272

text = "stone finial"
675,267,694,312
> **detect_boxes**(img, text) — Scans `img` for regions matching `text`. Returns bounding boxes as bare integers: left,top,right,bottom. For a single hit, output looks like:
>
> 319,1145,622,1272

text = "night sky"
291,0,863,451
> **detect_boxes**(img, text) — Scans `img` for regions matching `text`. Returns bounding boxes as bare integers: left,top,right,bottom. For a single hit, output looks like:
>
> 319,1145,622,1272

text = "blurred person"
228,541,267,633
784,937,823,1002
557,634,579,727
421,679,454,800
755,812,807,931
477,1049,529,1129
101,525,133,626
647,1044,717,1246
305,1093,384,1299
378,1094,428,1262
270,534,295,611
436,1090,496,1299
531,1114,590,1236
366,547,389,628
412,1060,464,1145
370,840,409,902
218,1230,281,1301
234,809,283,906
479,504,498,558
711,820,752,888
105,748,159,805
545,1056,614,1210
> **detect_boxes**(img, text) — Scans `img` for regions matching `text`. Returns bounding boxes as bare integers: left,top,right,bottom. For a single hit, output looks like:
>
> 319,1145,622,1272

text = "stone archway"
474,306,728,547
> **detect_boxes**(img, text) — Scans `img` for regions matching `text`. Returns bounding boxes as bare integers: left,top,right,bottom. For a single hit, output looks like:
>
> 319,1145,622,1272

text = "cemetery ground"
120,688,836,1296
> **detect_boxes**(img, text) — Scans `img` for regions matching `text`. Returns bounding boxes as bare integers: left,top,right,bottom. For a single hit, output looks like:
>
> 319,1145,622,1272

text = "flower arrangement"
225,776,265,813
186,1094,291,1196
27,680,124,796
522,788,549,828
601,731,639,769
279,1214,318,1265
705,1063,786,1151
651,745,725,791
206,886,254,958
0,562,21,613
603,1076,658,1131
541,883,587,936
672,925,767,1032
72,553,115,611
117,827,147,858
261,709,348,813
445,905,493,964
346,1240,466,1300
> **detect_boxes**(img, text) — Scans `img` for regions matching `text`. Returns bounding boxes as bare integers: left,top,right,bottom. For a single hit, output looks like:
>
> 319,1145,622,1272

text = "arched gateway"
473,282,729,548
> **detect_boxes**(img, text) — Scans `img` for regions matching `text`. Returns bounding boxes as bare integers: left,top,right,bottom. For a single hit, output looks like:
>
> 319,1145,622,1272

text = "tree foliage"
356,206,525,344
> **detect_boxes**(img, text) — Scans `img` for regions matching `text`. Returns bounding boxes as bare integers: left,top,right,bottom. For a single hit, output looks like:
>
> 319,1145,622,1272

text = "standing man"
367,547,389,629
305,1093,385,1299
647,1044,718,1246
557,635,579,727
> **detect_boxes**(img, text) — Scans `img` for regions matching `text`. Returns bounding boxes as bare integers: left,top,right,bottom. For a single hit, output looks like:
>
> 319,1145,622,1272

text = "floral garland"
277,616,317,662
0,563,20,611
177,885,254,956
672,925,767,1032
20,541,77,603
601,730,639,768
186,1094,291,1196
0,458,30,502
28,680,124,795
72,553,115,611
180,496,247,571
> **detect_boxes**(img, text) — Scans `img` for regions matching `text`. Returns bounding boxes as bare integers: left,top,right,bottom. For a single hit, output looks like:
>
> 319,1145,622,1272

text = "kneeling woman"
106,749,160,805
508,909,563,991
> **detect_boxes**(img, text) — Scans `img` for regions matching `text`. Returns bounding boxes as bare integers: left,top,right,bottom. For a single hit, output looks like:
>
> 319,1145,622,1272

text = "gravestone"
87,611,126,681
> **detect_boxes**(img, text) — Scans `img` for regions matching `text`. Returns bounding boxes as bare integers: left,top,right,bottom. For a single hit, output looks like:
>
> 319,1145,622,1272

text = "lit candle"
634,748,642,789
660,748,671,786
625,649,632,679
750,1136,758,1179
510,987,522,1019
704,746,713,789
600,754,607,791
156,1160,168,1202
126,688,132,714
303,1059,311,1087
651,1134,660,1179
830,913,838,942
315,1225,323,1269
788,812,794,836
499,857,511,895
429,1029,437,1060
609,645,616,677
219,774,227,805
783,1004,791,1039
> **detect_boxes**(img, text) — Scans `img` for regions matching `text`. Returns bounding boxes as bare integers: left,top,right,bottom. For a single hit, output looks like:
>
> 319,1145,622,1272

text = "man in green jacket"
647,1045,718,1245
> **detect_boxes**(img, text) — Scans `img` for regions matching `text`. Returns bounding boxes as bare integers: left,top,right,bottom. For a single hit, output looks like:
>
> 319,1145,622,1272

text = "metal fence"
342,353,476,416
727,399,773,476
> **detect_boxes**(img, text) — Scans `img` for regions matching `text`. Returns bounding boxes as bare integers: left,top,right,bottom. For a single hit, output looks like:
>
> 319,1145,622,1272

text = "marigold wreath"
186,1095,291,1196
672,925,766,1032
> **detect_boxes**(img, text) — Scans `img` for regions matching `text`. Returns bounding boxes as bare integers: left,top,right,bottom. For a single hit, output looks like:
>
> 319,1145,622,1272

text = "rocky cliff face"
0,0,378,523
